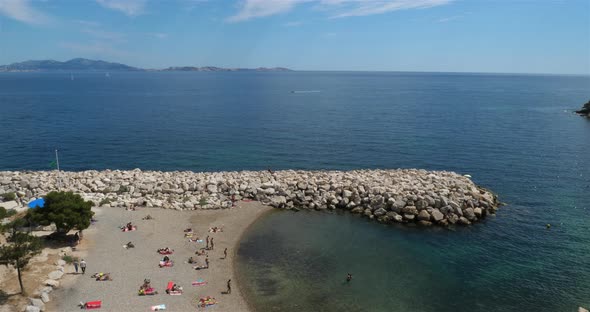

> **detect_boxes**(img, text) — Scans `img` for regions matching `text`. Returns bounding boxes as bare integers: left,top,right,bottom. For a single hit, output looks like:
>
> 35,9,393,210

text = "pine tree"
0,219,43,294
27,191,94,234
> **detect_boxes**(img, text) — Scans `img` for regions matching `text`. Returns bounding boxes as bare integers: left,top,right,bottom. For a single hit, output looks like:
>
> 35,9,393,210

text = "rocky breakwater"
0,169,500,227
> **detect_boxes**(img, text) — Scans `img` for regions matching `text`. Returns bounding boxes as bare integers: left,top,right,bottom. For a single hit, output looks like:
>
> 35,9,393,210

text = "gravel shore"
48,201,272,312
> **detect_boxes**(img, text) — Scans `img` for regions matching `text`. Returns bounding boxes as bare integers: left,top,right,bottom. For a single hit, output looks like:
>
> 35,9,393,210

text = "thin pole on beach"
55,149,61,190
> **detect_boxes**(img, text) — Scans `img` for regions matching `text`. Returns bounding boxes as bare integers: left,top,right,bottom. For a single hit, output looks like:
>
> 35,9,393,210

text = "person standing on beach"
73,258,79,274
205,256,209,269
80,259,87,274
206,236,210,250
223,248,228,259
227,279,231,294
210,238,214,250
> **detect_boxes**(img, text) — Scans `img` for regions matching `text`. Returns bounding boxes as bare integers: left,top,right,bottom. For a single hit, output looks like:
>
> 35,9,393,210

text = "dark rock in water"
418,220,433,226
575,100,590,118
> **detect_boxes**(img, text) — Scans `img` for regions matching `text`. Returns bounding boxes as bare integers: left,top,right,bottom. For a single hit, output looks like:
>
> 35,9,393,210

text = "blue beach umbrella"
28,198,45,209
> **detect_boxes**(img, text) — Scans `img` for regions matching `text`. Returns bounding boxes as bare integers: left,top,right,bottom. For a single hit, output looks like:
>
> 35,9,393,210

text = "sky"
0,0,589,74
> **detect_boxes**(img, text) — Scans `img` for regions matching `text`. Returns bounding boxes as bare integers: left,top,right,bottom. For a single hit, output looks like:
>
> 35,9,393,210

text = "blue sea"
1,71,589,311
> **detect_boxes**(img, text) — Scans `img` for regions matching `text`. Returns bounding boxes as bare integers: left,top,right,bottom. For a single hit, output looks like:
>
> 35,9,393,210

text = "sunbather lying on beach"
208,226,223,233
166,283,183,294
124,242,134,249
188,257,195,264
91,272,112,281
187,236,202,242
138,279,157,295
157,247,172,254
198,296,217,307
184,228,193,233
142,214,153,220
195,249,207,256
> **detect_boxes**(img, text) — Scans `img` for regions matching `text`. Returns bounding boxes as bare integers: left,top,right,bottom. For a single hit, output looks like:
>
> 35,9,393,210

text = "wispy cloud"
95,0,146,16
227,0,308,23
227,0,453,22
328,0,454,18
0,0,52,25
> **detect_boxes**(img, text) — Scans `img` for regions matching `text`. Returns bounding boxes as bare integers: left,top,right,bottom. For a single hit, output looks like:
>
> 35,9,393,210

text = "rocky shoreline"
575,99,590,118
0,169,500,227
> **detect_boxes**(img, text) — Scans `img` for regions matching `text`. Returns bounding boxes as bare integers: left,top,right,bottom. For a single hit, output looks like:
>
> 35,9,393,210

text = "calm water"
1,71,589,311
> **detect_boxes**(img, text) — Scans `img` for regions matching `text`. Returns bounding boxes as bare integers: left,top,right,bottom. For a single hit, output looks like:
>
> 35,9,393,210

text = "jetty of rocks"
0,169,499,227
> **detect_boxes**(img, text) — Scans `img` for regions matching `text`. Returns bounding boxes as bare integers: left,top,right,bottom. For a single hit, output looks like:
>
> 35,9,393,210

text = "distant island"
575,99,590,118
0,58,292,72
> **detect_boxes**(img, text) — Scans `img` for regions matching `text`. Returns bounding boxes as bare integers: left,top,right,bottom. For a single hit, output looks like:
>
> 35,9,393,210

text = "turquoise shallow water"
237,208,590,312
0,71,589,311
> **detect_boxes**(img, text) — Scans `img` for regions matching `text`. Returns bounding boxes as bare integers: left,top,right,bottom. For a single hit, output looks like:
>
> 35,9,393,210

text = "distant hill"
0,58,139,72
0,58,292,72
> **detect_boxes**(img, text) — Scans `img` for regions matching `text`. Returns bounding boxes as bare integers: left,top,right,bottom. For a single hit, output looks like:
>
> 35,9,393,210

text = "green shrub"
1,192,16,201
61,254,78,264
198,197,208,206
99,198,113,206
0,207,17,219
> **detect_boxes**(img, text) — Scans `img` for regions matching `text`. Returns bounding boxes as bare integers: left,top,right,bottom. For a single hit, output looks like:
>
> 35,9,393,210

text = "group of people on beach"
74,209,237,308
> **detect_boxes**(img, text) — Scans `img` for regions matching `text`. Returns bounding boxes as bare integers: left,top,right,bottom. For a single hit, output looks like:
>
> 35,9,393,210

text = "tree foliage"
0,218,43,294
27,191,94,234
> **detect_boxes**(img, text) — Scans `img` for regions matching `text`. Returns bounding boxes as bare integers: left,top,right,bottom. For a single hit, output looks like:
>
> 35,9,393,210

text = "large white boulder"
0,200,18,210
40,292,50,303
28,298,45,311
48,270,64,280
25,306,41,312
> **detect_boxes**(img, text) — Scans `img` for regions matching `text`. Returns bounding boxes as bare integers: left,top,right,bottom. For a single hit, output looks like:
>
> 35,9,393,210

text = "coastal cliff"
576,100,590,118
0,169,499,227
